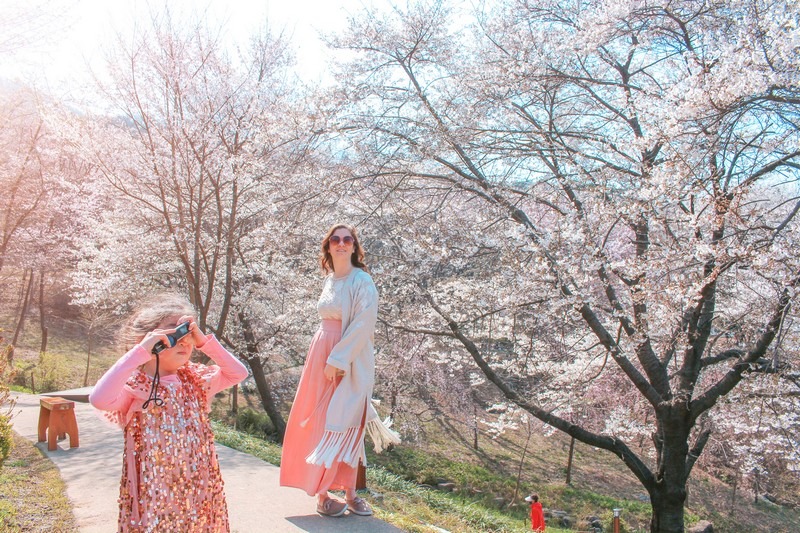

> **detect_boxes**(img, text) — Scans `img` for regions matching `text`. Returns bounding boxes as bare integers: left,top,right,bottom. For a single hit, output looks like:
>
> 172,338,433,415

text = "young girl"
90,294,248,532
525,493,546,531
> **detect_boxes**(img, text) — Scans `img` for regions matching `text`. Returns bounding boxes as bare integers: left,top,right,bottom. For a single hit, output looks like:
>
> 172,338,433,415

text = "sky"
0,0,376,98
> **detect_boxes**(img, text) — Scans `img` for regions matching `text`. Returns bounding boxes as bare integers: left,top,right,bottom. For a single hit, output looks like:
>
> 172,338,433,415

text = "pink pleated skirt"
279,319,358,496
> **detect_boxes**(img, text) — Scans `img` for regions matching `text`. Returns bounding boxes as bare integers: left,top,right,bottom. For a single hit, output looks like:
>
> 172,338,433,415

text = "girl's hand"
323,363,345,381
137,317,204,356
137,329,174,355
177,315,207,347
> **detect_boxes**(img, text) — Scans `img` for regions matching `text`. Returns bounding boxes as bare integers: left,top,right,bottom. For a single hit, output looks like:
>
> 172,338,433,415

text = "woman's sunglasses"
329,235,354,246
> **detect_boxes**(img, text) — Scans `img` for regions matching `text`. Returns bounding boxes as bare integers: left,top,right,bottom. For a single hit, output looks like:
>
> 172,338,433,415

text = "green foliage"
234,408,276,439
0,497,15,528
0,416,12,467
35,352,69,392
368,445,516,500
0,342,15,467
555,485,650,515
364,441,666,531
211,420,283,466
0,316,119,393
366,466,533,532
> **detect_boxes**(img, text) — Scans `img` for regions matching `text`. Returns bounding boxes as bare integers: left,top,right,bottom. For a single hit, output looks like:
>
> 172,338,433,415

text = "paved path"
11,393,403,533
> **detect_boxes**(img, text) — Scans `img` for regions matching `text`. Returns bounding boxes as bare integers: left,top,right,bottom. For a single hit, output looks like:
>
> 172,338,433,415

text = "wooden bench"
37,397,79,451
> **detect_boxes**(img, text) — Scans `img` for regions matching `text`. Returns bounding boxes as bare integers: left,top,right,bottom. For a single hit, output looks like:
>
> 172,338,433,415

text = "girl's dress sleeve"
196,335,249,398
89,345,152,412
326,274,378,371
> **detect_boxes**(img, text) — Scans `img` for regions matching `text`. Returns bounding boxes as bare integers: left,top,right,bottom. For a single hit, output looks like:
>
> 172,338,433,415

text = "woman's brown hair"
319,223,368,275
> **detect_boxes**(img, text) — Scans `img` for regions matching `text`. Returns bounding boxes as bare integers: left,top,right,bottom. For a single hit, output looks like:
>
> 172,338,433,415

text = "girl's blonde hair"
120,293,195,351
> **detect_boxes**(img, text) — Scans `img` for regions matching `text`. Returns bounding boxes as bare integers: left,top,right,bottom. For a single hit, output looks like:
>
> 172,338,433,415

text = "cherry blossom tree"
329,0,800,530
0,86,93,362
0,0,73,58
60,9,327,438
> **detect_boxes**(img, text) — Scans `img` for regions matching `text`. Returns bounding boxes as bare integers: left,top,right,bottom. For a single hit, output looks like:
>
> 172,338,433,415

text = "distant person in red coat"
525,493,546,531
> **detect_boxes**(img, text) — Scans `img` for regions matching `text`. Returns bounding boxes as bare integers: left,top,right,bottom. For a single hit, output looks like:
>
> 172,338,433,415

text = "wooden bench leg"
65,411,79,448
38,406,50,443
47,413,59,451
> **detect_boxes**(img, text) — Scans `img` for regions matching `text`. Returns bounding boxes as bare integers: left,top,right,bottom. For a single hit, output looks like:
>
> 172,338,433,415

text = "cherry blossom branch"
418,283,657,489
690,273,799,422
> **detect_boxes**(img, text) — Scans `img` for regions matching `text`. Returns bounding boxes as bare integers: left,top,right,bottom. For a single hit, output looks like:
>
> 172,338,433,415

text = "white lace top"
317,274,349,320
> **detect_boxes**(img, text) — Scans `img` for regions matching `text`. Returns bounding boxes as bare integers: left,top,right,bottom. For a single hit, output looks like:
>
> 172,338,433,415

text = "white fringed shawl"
305,268,401,468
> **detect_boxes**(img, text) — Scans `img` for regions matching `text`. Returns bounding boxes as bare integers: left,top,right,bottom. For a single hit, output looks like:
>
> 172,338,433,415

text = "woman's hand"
323,363,344,381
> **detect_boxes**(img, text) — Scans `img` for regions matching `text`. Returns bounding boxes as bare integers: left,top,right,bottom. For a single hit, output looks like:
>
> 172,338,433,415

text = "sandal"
346,496,373,516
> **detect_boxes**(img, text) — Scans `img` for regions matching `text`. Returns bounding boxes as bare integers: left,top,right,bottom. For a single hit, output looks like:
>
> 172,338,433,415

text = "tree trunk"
649,485,686,533
566,436,576,485
650,418,690,533
472,405,479,450
753,470,760,505
83,330,92,387
238,311,286,441
245,355,286,442
231,384,239,415
14,269,29,315
39,269,47,354
10,268,35,363
513,416,533,504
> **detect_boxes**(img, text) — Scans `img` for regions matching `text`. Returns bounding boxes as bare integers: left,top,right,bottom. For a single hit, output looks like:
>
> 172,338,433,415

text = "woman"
280,223,400,517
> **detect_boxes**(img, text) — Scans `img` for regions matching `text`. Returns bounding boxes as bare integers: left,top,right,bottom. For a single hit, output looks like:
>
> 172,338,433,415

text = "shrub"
0,336,16,466
36,352,69,392
0,415,11,467
235,408,275,439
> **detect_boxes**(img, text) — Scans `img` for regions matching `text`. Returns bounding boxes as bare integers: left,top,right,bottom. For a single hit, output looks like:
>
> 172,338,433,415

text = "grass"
366,439,646,532
0,432,77,532
2,314,119,394
211,419,569,533
364,466,564,533
211,420,283,466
